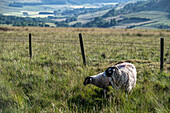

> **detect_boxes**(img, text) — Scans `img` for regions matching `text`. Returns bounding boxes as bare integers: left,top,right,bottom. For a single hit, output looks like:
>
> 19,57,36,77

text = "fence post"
160,38,164,72
29,33,32,58
79,33,86,66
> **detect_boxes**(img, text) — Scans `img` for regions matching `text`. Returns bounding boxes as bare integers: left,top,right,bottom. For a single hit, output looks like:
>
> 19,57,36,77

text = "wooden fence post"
79,33,86,66
160,38,164,72
29,33,32,58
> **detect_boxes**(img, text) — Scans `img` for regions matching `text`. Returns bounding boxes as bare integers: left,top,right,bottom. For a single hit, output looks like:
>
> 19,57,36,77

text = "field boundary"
0,33,169,71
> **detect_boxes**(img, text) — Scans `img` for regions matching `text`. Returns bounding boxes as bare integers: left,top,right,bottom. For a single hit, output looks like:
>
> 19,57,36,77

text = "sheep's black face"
83,77,92,85
103,67,117,77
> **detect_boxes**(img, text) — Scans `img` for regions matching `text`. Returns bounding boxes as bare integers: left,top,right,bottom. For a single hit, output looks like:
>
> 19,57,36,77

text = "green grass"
0,27,170,112
120,10,170,28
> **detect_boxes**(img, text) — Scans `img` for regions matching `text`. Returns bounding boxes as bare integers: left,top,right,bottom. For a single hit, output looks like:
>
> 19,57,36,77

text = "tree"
65,17,77,23
72,22,82,27
23,12,29,16
110,19,117,26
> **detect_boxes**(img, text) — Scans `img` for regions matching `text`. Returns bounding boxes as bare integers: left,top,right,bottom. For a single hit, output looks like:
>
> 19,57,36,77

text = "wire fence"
0,38,165,45
0,38,169,50
0,34,170,71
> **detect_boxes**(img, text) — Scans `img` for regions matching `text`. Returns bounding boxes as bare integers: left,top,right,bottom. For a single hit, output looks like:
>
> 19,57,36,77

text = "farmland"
0,27,170,112
1,0,170,29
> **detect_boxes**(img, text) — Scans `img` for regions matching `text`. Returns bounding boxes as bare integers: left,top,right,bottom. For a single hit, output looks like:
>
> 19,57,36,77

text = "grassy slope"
0,27,169,112
120,11,169,29
76,9,111,24
116,0,170,28
147,0,170,12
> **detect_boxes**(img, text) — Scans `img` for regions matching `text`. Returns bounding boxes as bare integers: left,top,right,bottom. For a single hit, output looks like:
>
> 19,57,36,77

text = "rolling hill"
1,0,134,5
0,0,134,14
0,0,170,29
146,0,170,12
102,0,170,29
123,0,170,12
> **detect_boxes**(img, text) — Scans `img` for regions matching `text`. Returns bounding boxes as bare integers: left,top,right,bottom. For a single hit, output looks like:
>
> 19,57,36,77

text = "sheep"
102,62,137,97
83,72,111,98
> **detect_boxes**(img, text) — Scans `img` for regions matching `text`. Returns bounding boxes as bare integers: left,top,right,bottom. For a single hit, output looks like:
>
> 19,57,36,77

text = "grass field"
0,27,170,112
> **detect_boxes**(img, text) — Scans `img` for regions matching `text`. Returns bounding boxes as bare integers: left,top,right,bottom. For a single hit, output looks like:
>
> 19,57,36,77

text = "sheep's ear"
105,66,120,77
83,77,91,85
105,67,115,77
113,67,120,75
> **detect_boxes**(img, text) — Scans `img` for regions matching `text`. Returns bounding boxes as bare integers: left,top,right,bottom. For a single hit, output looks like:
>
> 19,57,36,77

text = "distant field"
124,11,169,19
1,0,169,29
0,27,169,112
122,11,170,27
1,3,103,17
74,10,111,25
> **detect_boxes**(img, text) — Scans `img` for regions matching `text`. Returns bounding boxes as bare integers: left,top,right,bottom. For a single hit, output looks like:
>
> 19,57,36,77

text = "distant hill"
66,0,132,4
121,0,170,13
113,0,170,29
41,0,133,4
1,0,169,29
8,0,134,6
103,0,170,18
6,0,136,7
146,0,170,12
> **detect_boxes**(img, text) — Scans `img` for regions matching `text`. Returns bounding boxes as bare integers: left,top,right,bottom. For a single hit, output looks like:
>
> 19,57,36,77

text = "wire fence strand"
1,38,169,50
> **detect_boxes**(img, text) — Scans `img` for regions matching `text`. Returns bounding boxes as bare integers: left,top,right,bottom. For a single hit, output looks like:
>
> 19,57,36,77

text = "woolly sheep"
103,62,137,96
83,72,111,98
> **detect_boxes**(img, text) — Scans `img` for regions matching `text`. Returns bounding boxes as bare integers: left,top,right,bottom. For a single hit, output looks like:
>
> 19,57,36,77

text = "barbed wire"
0,37,170,44
0,38,161,45
0,38,169,50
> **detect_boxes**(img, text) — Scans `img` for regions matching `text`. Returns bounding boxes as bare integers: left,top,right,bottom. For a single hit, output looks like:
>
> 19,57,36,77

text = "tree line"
0,14,117,28
0,14,155,28
0,14,51,27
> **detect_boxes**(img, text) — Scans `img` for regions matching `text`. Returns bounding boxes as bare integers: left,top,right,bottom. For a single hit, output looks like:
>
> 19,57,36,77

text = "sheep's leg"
110,81,119,91
109,78,119,91
103,89,107,98
125,88,130,99
125,85,132,98
125,90,129,103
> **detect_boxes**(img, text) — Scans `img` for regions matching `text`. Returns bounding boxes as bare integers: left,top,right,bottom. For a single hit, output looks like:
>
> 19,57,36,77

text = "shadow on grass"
0,98,16,112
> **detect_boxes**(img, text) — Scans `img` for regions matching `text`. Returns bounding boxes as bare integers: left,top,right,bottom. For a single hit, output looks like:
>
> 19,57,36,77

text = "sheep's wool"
104,62,137,93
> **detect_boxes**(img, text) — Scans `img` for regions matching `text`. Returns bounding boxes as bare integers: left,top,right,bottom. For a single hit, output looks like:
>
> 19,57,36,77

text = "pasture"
0,27,169,112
